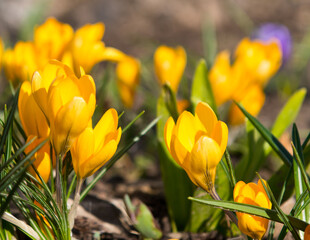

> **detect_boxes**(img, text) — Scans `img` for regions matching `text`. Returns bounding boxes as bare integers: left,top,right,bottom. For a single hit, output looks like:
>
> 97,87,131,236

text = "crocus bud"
164,102,228,192
233,179,272,239
71,108,122,179
154,45,186,92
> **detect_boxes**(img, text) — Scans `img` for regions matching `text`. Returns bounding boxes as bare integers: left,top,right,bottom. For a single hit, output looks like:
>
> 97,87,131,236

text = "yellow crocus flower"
71,108,122,179
18,81,49,138
154,45,186,92
234,179,272,240
228,84,265,126
116,56,140,108
235,38,282,86
164,102,228,192
25,136,51,183
32,60,96,155
34,17,74,66
3,41,38,84
71,22,106,73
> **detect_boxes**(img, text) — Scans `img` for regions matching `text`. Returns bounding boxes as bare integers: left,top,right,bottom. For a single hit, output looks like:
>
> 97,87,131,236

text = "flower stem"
210,187,238,226
55,154,63,210
68,178,83,230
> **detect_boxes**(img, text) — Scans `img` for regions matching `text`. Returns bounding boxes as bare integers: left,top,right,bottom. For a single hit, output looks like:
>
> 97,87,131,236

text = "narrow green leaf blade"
190,59,216,112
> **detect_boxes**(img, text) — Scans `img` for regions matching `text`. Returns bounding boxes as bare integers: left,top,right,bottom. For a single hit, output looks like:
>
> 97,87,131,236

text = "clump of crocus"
209,37,282,125
164,101,228,193
31,60,96,156
252,23,292,65
233,179,272,239
154,45,186,93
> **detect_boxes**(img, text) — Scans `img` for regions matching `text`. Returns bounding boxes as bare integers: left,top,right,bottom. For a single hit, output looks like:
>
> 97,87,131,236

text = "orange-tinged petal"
164,117,175,152
18,81,49,138
233,181,246,200
304,225,310,240
237,212,268,239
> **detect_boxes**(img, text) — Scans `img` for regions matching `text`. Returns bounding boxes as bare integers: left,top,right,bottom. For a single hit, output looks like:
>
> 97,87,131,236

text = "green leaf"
124,195,162,240
202,21,217,66
156,91,193,231
236,89,305,182
188,198,308,231
190,59,216,112
270,88,306,138
235,102,292,167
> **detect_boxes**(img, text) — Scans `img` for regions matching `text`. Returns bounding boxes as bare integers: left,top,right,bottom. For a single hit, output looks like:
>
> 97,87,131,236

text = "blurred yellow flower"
116,56,140,108
0,38,3,72
176,99,190,114
18,81,49,138
228,84,265,126
71,22,106,73
233,179,272,240
235,38,282,86
209,51,237,106
71,108,122,179
154,45,186,92
3,41,38,84
32,60,96,155
164,102,228,192
34,17,74,66
305,225,310,240
25,136,51,183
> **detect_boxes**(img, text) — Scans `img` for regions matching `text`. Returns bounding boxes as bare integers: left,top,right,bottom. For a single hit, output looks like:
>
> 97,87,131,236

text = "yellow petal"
71,127,95,177
93,108,119,151
164,117,175,152
233,181,246,201
79,140,117,178
102,47,126,62
195,102,217,135
237,212,268,239
184,136,222,192
211,121,228,156
52,97,90,155
174,111,197,152
170,133,189,166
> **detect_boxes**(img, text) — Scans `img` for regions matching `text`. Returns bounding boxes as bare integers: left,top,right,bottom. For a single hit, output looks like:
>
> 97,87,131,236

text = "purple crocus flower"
252,23,292,65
